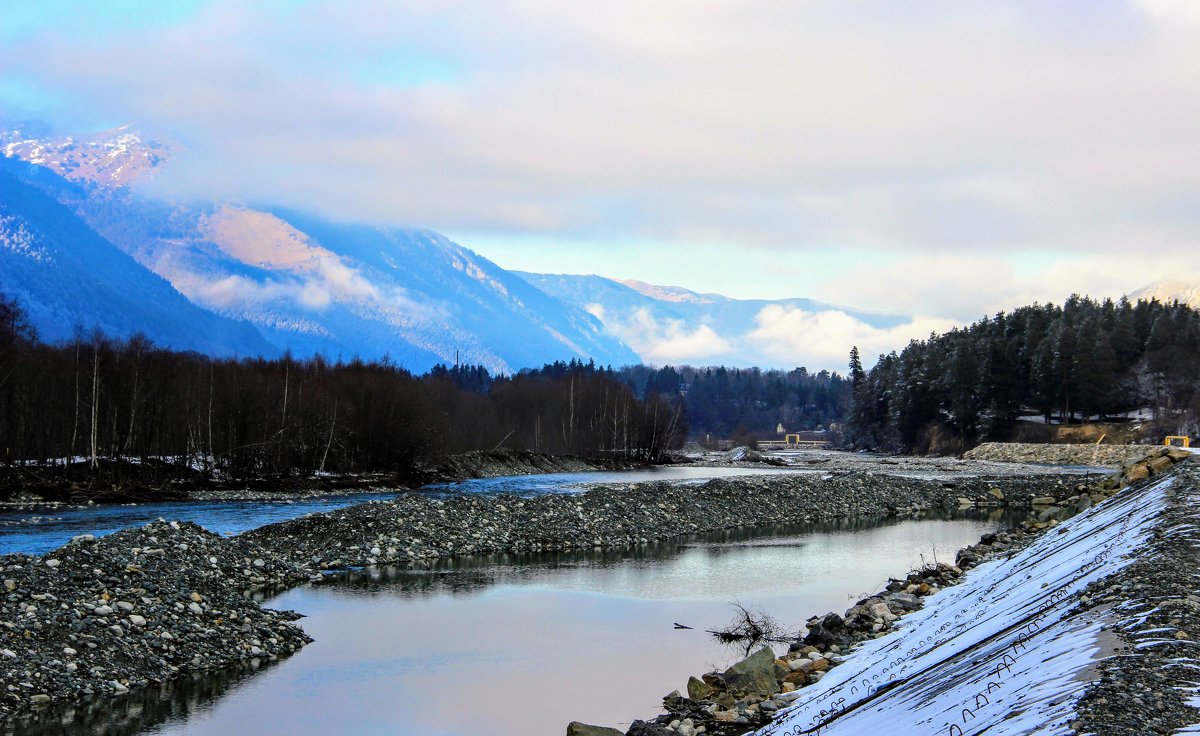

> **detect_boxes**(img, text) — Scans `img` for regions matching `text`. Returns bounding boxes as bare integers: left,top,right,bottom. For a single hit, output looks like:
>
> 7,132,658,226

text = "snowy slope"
756,475,1172,735
1130,279,1200,309
1,125,638,372
0,156,273,355
1,122,168,188
270,210,637,371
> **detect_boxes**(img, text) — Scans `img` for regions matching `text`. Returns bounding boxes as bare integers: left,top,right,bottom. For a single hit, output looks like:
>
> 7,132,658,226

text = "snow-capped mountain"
1,123,169,188
519,272,909,367
0,155,272,354
0,125,637,372
1130,279,1200,309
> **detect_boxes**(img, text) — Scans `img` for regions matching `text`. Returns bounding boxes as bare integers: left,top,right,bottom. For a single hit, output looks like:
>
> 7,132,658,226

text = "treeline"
847,295,1200,453
0,296,684,482
617,365,848,442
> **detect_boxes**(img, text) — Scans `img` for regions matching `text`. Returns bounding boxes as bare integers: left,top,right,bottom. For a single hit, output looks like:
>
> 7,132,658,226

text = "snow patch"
758,475,1172,735
0,215,50,262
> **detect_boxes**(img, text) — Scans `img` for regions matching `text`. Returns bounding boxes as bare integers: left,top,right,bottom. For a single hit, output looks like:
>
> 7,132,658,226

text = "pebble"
241,471,1079,571
0,521,312,719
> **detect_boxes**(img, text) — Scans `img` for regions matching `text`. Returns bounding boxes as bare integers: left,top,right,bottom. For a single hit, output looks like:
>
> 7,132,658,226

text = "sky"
2,0,1199,368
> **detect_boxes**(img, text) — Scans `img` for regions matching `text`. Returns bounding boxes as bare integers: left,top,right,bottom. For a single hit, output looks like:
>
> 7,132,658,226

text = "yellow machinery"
1164,436,1192,448
785,433,801,447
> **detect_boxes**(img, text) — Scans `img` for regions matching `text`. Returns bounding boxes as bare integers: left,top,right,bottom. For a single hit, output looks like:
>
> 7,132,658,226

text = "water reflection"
325,510,1017,601
2,662,270,736
6,508,1022,736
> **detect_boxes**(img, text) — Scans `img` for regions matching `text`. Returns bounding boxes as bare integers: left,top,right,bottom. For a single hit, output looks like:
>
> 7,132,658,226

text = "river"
3,488,1019,736
0,466,807,557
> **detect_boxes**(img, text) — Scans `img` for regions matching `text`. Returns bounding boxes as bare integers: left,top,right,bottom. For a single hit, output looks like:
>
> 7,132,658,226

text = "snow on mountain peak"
1,124,169,188
1130,278,1200,308
618,279,724,305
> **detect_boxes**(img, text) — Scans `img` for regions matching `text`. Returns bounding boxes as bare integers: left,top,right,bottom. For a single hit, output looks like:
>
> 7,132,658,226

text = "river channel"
0,466,808,557
3,473,1020,736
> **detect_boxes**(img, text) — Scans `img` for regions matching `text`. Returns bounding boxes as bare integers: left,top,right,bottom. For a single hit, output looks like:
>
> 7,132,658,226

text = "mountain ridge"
0,125,638,372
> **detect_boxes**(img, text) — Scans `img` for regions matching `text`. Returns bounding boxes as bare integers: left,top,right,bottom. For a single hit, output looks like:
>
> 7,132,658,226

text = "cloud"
811,253,1200,321
3,1,1200,257
581,301,960,371
598,307,734,363
746,306,960,368
3,1,1200,327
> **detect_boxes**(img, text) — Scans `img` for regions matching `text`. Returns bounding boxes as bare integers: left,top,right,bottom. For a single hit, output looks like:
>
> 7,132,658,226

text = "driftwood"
707,603,796,654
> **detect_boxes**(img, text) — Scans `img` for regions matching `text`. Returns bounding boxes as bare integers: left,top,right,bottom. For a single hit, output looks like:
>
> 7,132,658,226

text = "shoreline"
0,449,643,506
604,449,1195,736
0,448,1184,732
1,465,1085,725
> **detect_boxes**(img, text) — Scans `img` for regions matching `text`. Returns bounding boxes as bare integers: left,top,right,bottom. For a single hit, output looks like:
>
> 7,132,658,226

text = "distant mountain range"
519,273,907,367
0,155,272,354
1130,279,1200,309
7,122,1183,372
0,124,636,372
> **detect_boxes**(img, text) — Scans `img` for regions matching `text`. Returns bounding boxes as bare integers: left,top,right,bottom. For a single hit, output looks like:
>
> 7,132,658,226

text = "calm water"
8,511,1020,736
0,466,805,557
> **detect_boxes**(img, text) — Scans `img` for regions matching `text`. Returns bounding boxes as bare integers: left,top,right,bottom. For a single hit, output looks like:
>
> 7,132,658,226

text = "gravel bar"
236,471,1088,570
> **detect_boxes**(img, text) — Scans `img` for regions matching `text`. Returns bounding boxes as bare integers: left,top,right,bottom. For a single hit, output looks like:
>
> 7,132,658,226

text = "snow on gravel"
755,473,1174,736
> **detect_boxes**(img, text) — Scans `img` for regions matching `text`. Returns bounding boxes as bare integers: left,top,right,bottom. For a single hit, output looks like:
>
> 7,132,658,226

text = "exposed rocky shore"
613,499,1086,735
0,522,311,721
1,450,634,505
593,449,1197,736
11,439,1193,734
236,471,1086,570
1071,460,1200,734
0,463,1086,724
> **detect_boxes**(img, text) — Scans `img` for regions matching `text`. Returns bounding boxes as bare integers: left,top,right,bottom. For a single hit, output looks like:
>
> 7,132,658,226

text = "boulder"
887,592,922,611
1148,455,1174,474
1125,463,1150,482
566,722,625,736
784,669,811,687
687,675,716,701
722,646,779,696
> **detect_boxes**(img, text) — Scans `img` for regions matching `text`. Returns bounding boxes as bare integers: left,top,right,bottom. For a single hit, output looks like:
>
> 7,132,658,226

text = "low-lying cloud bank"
588,302,958,371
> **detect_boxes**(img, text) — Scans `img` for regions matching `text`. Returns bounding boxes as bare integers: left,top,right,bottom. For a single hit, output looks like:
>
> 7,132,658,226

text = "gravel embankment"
605,452,1197,736
617,504,1067,736
0,522,312,719
1071,461,1200,734
237,471,1086,570
963,442,1163,467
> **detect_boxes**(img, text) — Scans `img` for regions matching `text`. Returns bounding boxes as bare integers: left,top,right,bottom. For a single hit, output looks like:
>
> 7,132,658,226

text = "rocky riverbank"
597,450,1196,736
0,522,312,722
1071,460,1200,734
611,497,1086,735
236,470,1086,571
0,460,1122,727
0,449,637,505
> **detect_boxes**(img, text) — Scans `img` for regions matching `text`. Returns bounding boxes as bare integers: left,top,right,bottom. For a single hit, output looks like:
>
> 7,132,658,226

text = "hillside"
0,126,638,372
1131,278,1200,309
0,156,273,355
